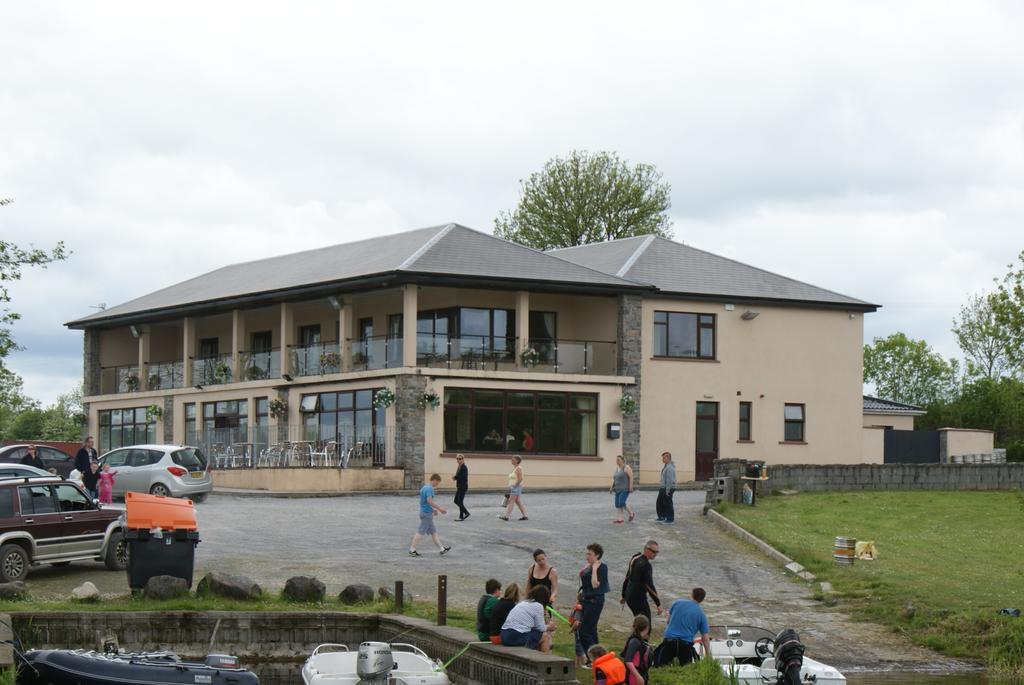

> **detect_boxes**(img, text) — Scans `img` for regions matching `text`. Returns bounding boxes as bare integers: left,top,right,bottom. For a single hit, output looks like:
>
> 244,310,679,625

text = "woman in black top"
489,583,520,642
452,454,470,520
525,548,559,605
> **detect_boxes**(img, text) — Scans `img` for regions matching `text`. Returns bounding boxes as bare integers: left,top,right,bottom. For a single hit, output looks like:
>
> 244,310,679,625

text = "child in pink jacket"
97,463,118,504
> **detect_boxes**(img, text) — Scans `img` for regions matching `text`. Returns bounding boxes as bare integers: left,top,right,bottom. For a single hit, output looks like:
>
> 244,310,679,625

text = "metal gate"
883,429,939,464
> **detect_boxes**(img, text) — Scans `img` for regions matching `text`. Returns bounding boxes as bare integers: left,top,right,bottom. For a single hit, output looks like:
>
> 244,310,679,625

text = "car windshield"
171,448,207,471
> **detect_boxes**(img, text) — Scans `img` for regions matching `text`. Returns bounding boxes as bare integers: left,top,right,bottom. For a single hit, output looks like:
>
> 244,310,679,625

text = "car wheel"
150,483,171,497
104,531,128,571
191,493,207,503
0,543,30,582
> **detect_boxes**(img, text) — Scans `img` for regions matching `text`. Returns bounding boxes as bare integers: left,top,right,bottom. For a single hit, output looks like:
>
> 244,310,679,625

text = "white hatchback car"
97,444,213,502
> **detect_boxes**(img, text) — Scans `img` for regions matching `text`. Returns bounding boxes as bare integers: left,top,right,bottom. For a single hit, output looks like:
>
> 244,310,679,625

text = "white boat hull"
301,644,451,685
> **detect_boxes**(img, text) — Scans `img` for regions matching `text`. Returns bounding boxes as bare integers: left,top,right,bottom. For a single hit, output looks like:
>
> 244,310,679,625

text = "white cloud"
2,1,1023,403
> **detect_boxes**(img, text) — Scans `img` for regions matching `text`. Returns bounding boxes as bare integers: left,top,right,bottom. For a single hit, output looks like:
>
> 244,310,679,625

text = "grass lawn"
719,491,1024,676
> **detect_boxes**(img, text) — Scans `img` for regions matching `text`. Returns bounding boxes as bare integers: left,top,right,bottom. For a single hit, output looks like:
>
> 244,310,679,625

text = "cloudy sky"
2,2,1022,405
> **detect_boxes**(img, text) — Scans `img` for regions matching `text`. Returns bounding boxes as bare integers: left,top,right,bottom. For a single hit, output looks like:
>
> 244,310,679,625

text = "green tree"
952,291,1016,380
863,332,959,406
992,249,1024,374
494,150,672,250
39,385,84,441
0,366,38,439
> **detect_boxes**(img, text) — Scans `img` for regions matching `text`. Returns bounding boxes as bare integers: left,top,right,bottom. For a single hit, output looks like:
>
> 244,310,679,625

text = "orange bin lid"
125,492,198,531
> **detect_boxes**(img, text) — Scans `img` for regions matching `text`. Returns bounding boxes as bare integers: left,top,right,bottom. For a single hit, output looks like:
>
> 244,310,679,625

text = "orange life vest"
593,651,626,685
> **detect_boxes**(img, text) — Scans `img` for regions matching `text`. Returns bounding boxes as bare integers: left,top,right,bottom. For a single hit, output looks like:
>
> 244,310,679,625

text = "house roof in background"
550,235,879,311
862,395,927,415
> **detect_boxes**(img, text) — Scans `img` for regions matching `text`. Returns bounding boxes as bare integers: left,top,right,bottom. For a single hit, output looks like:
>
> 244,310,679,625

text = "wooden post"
395,580,404,613
437,574,447,626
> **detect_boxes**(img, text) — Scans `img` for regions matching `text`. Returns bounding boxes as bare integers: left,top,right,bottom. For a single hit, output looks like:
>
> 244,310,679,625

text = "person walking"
20,445,46,470
655,588,712,667
575,542,610,668
620,540,663,621
408,474,452,557
498,455,528,521
74,436,98,475
526,548,559,606
610,455,635,523
452,454,470,520
656,452,676,524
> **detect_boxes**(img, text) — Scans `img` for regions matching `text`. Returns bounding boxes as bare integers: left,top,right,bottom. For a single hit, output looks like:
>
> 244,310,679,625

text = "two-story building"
66,223,878,490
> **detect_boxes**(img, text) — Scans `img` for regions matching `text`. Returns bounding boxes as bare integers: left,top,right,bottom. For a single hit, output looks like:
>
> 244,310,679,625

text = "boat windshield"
707,626,777,641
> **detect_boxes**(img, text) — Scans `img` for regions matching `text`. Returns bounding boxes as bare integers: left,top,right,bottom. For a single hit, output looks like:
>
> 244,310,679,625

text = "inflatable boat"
18,649,260,685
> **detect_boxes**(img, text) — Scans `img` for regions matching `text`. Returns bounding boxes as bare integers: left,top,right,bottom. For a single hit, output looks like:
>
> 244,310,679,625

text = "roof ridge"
616,234,657,277
398,223,456,270
548,234,651,253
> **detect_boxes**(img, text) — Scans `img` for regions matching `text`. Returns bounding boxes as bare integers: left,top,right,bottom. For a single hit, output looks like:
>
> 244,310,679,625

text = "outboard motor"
772,629,805,685
356,642,395,684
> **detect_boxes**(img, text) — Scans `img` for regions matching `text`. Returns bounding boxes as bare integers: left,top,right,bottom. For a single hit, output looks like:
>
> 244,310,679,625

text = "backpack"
621,635,650,684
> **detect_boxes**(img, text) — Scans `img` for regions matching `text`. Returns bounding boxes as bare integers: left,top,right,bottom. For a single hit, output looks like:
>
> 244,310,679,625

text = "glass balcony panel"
239,349,280,381
192,353,233,386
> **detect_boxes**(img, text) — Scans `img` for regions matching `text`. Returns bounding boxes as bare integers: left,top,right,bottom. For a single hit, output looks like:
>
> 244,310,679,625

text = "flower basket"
520,346,540,367
416,390,441,410
319,351,341,373
123,374,140,392
268,398,288,420
147,374,162,391
213,361,232,383
244,365,267,381
145,404,163,422
619,393,637,416
373,388,395,410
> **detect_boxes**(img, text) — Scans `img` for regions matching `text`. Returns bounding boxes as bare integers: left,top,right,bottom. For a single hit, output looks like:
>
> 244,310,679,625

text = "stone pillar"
279,303,294,377
395,374,427,489
340,301,353,372
231,309,245,379
617,294,643,478
138,327,150,391
515,291,530,368
401,285,417,368
182,317,196,386
83,329,101,396
162,395,175,444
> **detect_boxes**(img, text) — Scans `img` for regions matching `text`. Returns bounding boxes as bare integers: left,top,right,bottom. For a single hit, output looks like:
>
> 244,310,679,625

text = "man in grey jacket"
656,452,676,523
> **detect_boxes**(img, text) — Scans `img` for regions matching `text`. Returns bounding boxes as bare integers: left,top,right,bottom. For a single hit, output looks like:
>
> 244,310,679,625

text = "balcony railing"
528,338,617,375
289,342,340,377
100,364,140,394
349,335,403,371
239,348,280,381
191,423,394,469
146,360,184,390
416,334,515,370
191,354,233,386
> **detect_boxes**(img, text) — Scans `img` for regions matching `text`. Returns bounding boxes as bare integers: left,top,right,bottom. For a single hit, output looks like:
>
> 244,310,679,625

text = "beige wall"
213,467,404,491
639,299,865,483
862,413,916,430
194,314,232,355
941,428,995,457
861,426,885,463
148,323,182,363
98,328,137,367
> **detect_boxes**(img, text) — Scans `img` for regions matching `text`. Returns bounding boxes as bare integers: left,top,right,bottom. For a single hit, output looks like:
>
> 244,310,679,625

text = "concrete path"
20,489,964,671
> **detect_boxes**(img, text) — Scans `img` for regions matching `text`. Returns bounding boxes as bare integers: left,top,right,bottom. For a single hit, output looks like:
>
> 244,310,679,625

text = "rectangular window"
199,400,249,447
442,388,597,456
184,403,197,445
784,403,805,442
739,402,752,441
300,389,387,460
653,311,715,359
97,407,157,451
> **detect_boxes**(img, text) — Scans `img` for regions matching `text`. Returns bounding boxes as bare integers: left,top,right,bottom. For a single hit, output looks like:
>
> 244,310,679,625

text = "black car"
0,444,76,477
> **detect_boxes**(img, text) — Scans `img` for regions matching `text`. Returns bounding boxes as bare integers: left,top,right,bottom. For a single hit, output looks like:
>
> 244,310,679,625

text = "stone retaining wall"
710,458,1024,505
7,611,578,685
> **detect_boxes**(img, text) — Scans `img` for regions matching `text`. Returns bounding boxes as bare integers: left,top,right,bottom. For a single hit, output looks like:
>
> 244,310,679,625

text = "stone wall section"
617,294,643,479
83,329,101,396
162,395,175,444
395,373,427,489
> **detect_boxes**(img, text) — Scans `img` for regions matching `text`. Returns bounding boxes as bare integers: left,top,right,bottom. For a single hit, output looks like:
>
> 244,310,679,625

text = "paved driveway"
20,489,959,670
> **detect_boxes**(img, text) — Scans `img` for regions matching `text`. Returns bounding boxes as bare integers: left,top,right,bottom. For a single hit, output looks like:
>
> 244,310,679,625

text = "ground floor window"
201,400,249,449
98,407,156,451
300,388,386,444
443,388,598,455
784,403,805,442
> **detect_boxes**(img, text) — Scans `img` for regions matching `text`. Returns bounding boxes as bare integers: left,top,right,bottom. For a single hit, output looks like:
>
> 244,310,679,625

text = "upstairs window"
653,311,715,359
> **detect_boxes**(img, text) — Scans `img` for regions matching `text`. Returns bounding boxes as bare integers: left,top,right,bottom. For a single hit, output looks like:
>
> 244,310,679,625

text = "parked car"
97,445,212,502
0,444,75,477
0,475,127,582
0,464,53,480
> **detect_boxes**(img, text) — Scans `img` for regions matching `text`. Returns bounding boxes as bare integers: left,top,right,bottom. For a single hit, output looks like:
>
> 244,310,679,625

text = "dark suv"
0,476,127,582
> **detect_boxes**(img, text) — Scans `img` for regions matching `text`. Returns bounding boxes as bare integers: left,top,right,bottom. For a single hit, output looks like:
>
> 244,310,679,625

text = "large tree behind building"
863,332,960,407
494,150,672,250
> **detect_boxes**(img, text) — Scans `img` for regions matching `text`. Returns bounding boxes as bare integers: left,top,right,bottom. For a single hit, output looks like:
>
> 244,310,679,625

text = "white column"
231,309,245,379
279,303,294,377
340,301,353,372
402,285,417,368
515,290,530,368
182,317,195,386
138,327,150,391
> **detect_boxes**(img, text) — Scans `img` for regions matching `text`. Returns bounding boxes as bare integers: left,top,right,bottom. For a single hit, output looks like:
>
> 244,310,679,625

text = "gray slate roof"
550,235,878,310
67,224,644,327
862,396,926,415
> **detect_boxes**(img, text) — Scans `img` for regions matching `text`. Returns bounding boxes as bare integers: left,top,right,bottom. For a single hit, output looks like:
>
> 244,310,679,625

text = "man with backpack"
620,540,663,621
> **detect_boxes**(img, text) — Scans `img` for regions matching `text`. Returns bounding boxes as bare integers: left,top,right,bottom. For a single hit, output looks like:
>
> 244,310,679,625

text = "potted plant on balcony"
416,390,441,410
319,350,341,374
213,360,232,383
520,346,540,367
373,388,395,410
147,373,161,391
145,404,163,422
123,374,140,392
619,393,637,416
244,363,267,381
268,398,288,420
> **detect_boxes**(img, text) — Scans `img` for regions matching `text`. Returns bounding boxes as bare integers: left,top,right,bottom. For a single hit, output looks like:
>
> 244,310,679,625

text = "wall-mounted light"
282,373,294,382
129,325,141,338
741,310,760,321
327,295,342,311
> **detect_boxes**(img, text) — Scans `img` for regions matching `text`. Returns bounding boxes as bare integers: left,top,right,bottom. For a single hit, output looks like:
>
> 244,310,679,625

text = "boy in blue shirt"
656,588,711,666
409,473,452,556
